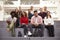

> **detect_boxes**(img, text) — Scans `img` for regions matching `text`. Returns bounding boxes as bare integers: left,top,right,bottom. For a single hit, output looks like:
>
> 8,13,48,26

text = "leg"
11,27,15,37
28,24,33,33
21,25,28,35
49,25,55,37
38,24,44,37
45,25,55,37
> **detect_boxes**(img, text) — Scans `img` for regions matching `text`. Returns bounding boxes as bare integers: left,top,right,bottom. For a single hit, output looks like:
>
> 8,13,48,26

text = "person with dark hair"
14,8,23,37
14,8,22,28
31,10,44,37
6,11,17,37
44,11,55,37
28,9,33,23
30,6,34,14
20,11,29,37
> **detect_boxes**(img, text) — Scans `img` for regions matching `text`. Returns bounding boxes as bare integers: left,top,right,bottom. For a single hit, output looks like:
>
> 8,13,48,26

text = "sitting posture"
44,11,55,37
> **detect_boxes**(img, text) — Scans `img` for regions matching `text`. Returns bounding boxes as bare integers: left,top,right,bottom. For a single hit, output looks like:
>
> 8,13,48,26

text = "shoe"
28,31,32,35
24,35,27,38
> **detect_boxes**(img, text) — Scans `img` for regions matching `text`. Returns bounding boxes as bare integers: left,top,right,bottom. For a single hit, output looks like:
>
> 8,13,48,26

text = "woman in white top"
44,11,55,37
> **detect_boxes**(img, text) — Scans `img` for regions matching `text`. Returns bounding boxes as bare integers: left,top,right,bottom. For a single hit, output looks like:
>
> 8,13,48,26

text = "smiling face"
47,11,50,16
43,6,47,11
39,8,43,12
34,10,38,17
30,6,33,10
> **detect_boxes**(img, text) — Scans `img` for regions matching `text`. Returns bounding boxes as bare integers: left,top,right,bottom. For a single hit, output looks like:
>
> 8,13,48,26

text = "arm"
38,16,43,24
51,18,54,25
44,17,48,25
31,16,35,25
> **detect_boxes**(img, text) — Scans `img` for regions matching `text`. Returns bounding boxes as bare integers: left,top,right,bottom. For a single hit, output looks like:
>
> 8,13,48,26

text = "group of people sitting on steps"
6,6,55,37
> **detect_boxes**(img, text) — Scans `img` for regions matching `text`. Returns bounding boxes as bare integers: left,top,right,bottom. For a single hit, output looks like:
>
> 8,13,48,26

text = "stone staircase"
0,21,60,40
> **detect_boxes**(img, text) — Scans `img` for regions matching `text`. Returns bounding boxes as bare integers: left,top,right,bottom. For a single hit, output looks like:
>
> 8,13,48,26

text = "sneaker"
24,35,27,38
28,31,32,35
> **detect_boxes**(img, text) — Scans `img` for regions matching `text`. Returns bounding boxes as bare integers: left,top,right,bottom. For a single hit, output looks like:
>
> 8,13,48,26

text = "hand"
7,28,10,32
22,23,25,25
6,21,11,25
35,24,39,26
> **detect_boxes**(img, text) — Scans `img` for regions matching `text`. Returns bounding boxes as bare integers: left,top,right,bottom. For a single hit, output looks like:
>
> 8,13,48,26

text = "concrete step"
0,37,60,40
0,28,60,38
0,21,7,28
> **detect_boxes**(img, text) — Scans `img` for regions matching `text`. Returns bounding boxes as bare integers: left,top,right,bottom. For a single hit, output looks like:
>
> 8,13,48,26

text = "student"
28,9,33,23
38,8,47,19
30,6,34,14
43,6,48,13
31,10,44,37
44,11,55,37
20,11,32,37
6,11,17,37
14,8,21,28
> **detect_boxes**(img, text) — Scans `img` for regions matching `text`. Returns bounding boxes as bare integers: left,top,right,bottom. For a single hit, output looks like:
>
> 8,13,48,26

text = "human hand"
7,28,10,32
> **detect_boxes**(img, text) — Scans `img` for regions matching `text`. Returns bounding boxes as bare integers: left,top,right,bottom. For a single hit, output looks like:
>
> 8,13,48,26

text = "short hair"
34,10,37,13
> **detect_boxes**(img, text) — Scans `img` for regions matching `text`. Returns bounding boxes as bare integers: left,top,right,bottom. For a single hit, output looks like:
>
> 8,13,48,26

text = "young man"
6,11,17,37
31,10,44,37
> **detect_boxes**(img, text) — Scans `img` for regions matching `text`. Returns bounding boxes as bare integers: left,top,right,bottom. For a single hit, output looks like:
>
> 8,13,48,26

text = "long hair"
46,11,51,19
21,11,27,17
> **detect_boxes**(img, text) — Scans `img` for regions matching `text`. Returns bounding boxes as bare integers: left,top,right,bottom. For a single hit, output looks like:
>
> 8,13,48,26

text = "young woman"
44,11,55,37
20,11,30,37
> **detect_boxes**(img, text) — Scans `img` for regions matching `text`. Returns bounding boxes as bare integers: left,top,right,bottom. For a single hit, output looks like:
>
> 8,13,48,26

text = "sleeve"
26,18,29,24
51,18,54,25
39,16,43,24
31,16,34,24
6,17,11,21
13,17,17,22
44,17,48,25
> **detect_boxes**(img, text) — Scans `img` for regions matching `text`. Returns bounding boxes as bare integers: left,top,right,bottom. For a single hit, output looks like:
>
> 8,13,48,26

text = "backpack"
33,28,42,37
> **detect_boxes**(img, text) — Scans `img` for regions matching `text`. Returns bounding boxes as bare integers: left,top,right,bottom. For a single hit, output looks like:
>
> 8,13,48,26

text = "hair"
46,11,51,18
21,11,27,17
10,11,15,18
10,11,15,15
34,10,37,13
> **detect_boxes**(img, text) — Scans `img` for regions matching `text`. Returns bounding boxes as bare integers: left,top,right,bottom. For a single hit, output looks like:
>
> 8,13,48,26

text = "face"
47,11,50,16
34,12,38,17
30,6,33,10
11,13,15,17
39,8,43,12
43,6,47,11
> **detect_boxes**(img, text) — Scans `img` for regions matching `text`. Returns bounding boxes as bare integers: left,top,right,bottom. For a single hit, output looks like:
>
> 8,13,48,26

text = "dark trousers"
21,25,28,35
15,18,20,28
45,25,55,37
31,24,44,37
